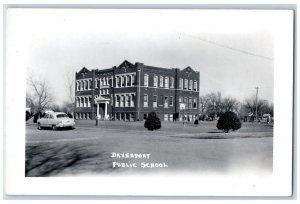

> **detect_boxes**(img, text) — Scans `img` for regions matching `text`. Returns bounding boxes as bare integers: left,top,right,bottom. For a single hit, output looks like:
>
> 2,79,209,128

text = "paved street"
26,120,273,177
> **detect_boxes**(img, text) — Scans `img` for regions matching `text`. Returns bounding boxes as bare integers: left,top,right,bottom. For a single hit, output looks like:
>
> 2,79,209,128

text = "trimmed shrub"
194,119,199,126
26,111,31,121
144,111,161,131
217,111,242,133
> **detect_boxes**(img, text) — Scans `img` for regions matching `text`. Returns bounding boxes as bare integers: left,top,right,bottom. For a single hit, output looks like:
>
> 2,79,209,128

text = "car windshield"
56,114,69,118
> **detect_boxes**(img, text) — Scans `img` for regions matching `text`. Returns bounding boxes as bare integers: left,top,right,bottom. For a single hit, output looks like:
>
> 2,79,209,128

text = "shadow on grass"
26,143,114,177
38,127,75,131
207,131,223,133
172,135,273,140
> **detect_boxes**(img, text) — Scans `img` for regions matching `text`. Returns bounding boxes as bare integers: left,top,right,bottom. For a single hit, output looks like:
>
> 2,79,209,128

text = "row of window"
76,79,93,91
179,78,198,91
114,94,135,107
100,89,110,95
115,73,136,88
76,96,92,107
77,75,198,91
76,77,112,91
179,97,198,109
75,112,91,119
144,74,198,91
94,77,112,88
144,74,175,89
143,95,198,109
143,94,174,108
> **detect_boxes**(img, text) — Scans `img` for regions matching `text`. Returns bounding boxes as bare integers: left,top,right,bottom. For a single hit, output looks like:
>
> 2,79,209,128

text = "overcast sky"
7,9,274,105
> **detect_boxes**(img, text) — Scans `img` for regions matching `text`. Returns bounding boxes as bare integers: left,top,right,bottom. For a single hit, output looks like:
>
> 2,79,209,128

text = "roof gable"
77,67,90,75
181,66,197,74
117,60,134,69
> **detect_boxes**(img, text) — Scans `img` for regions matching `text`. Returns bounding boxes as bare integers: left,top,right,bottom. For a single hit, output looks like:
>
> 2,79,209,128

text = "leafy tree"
144,112,161,131
217,111,242,133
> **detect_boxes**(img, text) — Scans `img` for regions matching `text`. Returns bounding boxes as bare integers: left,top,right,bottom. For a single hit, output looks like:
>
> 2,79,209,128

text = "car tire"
37,123,41,130
52,125,57,131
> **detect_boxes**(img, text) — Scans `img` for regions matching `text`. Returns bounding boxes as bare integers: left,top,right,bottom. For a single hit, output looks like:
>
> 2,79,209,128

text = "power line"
180,32,274,61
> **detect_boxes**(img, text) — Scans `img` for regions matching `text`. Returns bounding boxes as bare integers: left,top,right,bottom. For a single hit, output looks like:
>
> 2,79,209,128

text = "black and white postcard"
4,8,294,196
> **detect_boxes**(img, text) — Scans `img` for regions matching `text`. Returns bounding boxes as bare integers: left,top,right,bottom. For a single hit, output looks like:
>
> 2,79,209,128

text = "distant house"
243,112,255,122
74,60,200,122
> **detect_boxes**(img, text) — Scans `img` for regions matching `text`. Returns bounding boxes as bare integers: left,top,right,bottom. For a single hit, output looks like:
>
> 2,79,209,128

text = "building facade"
75,60,200,122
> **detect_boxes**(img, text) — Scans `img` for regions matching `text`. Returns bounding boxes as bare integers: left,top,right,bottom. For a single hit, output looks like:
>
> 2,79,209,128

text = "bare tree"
206,92,223,117
222,97,239,112
27,74,54,113
243,96,273,117
200,92,240,118
63,70,76,114
199,95,210,114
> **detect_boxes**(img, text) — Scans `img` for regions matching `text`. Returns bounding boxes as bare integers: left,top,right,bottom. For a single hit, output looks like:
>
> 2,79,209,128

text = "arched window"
85,97,89,107
85,80,88,90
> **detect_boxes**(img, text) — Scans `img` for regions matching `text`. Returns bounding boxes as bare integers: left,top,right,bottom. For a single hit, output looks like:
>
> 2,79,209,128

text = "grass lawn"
26,120,273,177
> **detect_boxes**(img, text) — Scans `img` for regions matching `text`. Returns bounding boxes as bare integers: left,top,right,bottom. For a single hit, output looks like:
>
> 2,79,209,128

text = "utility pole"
137,68,141,121
255,87,259,121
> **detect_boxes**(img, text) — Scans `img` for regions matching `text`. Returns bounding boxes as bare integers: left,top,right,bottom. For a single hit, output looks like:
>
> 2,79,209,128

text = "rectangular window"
132,75,136,85
76,97,79,107
144,94,148,107
165,77,169,88
120,95,125,107
160,76,164,87
153,95,157,108
127,75,131,86
159,95,164,106
125,95,130,107
184,79,188,89
121,76,125,87
169,96,173,106
184,97,188,106
111,94,113,105
88,97,91,107
164,96,168,108
189,80,193,90
144,74,149,87
179,97,182,103
116,76,120,87
85,97,88,107
188,98,192,109
131,94,135,107
193,98,197,108
170,77,174,88
153,75,158,87
179,78,183,89
194,81,197,91
95,79,98,88
115,95,120,107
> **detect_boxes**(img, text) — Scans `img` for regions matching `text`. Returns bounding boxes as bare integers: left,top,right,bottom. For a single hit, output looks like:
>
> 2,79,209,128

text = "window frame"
144,94,148,107
144,74,149,87
153,95,158,108
159,76,164,87
165,77,169,88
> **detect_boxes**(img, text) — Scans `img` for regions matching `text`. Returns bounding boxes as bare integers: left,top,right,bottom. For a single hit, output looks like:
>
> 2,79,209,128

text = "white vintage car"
37,112,75,130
